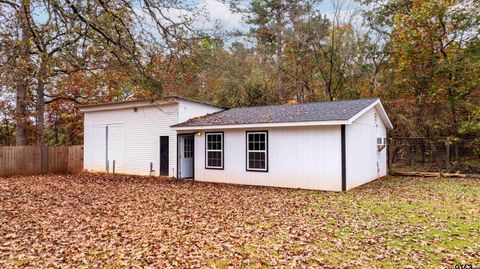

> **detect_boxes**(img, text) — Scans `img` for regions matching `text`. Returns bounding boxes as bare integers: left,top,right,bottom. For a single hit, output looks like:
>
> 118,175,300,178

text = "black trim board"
205,131,225,170
176,133,195,180
245,130,269,172
341,125,346,191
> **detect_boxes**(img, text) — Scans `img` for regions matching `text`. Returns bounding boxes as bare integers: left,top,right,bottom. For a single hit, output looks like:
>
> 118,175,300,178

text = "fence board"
0,146,83,177
68,146,83,174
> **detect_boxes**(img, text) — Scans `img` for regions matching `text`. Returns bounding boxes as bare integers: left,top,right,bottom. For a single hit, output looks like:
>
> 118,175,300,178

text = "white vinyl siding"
84,105,178,176
83,99,222,177
194,126,343,191
346,107,387,190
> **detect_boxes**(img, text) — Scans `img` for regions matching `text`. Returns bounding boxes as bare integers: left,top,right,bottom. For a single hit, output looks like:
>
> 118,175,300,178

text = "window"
205,132,223,169
246,131,268,172
184,138,193,158
377,137,386,152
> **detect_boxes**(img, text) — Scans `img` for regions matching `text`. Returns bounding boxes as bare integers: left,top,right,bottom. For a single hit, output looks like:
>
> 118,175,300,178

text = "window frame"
377,136,386,152
246,131,269,172
205,132,224,170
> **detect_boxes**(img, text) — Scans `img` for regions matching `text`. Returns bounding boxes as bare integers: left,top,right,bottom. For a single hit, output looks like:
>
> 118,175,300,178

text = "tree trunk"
15,0,32,146
275,1,284,102
36,59,47,146
15,79,27,146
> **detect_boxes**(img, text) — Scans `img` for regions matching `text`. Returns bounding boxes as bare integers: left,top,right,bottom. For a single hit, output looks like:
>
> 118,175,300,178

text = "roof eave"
171,120,350,130
78,100,176,113
77,96,226,112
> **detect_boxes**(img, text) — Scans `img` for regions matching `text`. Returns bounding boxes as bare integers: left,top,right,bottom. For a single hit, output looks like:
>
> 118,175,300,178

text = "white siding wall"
346,107,387,190
84,104,179,176
83,99,223,177
177,99,223,123
192,126,343,191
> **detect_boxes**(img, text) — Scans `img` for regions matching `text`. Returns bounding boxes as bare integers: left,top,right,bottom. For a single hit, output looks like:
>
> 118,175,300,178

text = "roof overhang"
77,95,226,113
77,99,177,113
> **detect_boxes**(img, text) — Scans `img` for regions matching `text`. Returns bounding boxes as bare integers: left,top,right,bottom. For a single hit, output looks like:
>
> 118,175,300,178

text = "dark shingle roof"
172,98,378,128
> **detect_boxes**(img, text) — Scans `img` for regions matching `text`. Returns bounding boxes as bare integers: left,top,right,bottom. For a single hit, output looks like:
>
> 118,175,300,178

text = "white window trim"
246,131,268,172
205,132,224,169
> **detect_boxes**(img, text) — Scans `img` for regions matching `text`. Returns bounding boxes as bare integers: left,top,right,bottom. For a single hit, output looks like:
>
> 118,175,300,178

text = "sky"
192,0,362,33
31,0,363,47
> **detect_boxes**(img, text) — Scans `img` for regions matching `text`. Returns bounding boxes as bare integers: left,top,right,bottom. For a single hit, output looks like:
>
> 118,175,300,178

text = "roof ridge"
229,98,379,110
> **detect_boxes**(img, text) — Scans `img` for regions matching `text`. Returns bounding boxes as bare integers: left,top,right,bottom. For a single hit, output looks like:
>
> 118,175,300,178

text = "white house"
80,97,393,191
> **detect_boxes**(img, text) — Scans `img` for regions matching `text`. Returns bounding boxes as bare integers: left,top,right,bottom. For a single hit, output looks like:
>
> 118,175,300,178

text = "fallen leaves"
0,174,479,268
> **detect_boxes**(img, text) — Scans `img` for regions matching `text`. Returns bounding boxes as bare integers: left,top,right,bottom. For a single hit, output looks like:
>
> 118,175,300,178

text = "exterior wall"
177,99,223,123
83,99,223,177
84,104,179,177
192,126,343,191
346,107,387,190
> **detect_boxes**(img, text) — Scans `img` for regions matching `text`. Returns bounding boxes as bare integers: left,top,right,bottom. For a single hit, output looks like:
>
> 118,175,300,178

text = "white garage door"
107,124,125,173
92,125,107,171
91,124,124,173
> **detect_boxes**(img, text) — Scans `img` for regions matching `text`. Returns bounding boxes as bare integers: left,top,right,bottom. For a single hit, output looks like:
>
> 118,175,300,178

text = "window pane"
248,152,265,169
248,133,266,149
207,134,222,150
207,151,222,167
259,140,265,150
184,138,193,158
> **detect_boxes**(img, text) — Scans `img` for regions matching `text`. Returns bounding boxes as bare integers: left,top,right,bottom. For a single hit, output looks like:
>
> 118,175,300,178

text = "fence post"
445,137,451,170
387,138,392,174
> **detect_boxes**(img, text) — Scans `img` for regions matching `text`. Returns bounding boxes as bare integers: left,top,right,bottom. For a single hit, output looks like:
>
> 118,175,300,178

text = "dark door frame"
176,133,195,180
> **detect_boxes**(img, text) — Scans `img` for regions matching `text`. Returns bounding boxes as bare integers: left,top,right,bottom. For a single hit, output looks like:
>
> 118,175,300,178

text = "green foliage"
460,105,480,156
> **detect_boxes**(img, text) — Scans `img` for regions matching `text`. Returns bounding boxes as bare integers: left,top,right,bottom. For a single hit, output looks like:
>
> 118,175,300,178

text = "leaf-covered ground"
0,174,478,268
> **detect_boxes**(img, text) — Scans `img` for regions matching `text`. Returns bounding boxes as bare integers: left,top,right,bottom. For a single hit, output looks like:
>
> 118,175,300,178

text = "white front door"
179,135,194,179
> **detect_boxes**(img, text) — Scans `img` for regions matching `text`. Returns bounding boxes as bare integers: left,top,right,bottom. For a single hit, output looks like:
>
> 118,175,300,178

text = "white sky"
32,0,362,47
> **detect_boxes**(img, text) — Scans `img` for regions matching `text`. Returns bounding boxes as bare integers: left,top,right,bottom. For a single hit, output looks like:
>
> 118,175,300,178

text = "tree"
247,0,317,102
0,0,208,145
361,0,480,137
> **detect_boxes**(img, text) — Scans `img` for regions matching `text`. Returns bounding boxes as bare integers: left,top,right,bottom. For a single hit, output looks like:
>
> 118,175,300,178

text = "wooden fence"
0,145,83,177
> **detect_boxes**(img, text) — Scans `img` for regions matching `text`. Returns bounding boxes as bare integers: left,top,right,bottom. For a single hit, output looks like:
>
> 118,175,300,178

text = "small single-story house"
79,97,393,191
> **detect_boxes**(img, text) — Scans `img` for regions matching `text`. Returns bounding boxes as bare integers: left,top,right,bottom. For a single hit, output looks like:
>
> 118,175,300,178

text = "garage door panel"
107,124,125,173
92,125,106,171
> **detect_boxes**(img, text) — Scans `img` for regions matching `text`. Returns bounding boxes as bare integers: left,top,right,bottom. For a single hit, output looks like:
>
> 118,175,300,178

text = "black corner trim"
341,125,346,191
